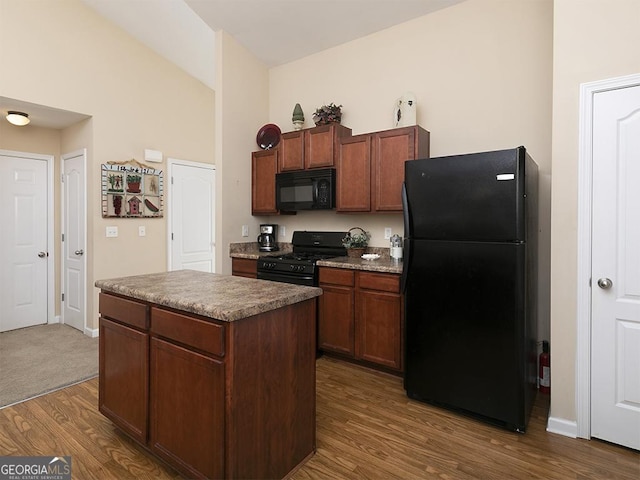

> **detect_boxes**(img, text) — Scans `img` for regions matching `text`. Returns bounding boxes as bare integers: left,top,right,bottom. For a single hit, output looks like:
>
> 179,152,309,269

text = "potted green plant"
342,227,370,258
313,103,342,126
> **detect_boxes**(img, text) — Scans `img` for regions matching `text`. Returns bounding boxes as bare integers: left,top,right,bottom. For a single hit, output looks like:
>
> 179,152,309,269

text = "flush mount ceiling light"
6,111,30,126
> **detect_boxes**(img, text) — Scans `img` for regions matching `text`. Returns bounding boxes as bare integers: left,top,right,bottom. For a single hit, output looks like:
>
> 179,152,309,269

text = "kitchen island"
95,270,322,480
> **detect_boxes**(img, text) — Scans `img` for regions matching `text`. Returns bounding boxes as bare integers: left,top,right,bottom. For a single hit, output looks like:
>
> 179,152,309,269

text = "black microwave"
276,168,336,211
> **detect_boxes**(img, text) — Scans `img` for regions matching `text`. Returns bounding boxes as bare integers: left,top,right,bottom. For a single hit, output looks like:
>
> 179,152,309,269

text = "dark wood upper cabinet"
336,134,371,212
279,124,352,171
371,126,430,211
251,148,278,215
337,125,430,213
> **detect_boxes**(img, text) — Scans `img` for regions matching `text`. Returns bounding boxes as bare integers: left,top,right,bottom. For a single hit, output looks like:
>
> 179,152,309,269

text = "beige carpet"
0,323,98,408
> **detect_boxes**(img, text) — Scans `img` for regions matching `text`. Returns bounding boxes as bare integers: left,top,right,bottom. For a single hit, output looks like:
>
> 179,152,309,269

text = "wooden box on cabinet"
252,148,278,215
280,123,352,171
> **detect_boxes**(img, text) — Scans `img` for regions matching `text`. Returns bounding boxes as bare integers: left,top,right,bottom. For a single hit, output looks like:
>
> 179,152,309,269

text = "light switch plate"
242,225,249,237
384,228,392,240
106,226,118,238
139,226,146,237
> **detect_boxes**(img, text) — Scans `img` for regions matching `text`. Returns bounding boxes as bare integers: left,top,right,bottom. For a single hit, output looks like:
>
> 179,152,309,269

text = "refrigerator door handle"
401,182,411,293
400,238,411,293
402,182,410,238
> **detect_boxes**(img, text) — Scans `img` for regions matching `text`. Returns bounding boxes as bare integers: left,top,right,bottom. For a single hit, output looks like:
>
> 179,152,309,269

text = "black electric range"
257,231,347,286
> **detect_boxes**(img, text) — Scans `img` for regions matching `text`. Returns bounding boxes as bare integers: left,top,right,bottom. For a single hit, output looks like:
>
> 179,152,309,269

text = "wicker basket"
347,247,366,258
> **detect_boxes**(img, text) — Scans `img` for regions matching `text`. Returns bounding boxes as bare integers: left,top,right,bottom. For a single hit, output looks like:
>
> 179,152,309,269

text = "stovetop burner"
257,231,348,286
265,252,336,263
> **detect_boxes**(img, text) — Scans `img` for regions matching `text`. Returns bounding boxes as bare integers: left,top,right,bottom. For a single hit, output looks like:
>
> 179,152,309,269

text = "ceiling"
2,0,463,129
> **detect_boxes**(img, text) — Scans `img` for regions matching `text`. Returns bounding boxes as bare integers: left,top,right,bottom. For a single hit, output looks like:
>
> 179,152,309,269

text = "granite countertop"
229,242,403,274
95,270,322,322
316,256,403,274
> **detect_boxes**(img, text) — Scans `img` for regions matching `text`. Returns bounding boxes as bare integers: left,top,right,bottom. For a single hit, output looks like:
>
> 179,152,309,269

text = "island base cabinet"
98,286,317,480
150,337,224,480
98,317,149,445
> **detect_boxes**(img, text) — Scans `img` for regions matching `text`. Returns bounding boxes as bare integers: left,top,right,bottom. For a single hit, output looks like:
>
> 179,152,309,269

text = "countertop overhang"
95,270,322,322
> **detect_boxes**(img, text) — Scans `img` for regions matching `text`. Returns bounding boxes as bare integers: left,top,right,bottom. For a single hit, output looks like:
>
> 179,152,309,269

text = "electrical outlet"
280,226,286,237
139,226,146,237
242,225,249,237
106,226,118,238
384,228,392,240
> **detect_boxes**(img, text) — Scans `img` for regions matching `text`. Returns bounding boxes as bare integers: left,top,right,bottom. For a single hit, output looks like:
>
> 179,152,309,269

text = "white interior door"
168,160,215,272
0,153,49,332
62,150,86,333
591,83,640,450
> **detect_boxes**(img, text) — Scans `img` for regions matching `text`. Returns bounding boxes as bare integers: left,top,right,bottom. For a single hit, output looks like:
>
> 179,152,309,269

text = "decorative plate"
361,254,381,260
256,123,281,150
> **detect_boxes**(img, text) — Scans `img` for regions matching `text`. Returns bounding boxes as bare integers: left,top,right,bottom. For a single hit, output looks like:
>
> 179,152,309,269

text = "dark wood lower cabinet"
98,291,317,480
98,298,149,445
150,338,224,480
318,268,403,373
231,257,258,278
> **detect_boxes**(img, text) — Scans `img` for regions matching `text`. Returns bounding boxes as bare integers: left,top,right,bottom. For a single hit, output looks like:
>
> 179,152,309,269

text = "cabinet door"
231,258,258,278
305,124,337,168
150,337,225,480
252,149,278,215
371,127,417,212
99,317,149,444
318,283,355,355
355,289,403,370
280,131,305,171
336,134,371,212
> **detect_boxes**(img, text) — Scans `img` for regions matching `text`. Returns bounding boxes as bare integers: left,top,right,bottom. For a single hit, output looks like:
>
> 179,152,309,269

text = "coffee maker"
257,224,278,252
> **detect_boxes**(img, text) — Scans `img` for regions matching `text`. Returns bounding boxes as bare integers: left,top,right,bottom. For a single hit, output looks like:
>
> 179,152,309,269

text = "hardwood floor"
0,356,637,479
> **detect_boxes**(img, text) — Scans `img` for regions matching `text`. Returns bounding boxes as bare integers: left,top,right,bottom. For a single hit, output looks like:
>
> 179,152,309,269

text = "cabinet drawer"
319,268,355,287
99,292,149,330
358,272,400,293
151,307,225,357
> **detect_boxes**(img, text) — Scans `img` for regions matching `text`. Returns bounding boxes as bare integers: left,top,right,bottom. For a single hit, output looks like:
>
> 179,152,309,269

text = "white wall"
265,0,553,347
0,0,215,329
550,0,640,425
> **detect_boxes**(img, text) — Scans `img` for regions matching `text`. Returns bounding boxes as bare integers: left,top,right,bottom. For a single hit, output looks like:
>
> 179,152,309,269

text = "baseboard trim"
49,316,60,324
547,416,578,438
85,327,99,338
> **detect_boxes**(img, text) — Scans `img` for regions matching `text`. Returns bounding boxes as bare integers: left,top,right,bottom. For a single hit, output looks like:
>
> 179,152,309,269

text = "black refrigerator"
401,146,538,432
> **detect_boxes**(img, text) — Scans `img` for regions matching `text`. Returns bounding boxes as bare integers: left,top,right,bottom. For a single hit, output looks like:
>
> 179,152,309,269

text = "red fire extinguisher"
539,340,550,394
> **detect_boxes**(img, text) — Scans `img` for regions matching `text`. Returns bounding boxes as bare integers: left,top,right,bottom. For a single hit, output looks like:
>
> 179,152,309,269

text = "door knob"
74,249,84,256
597,278,613,289
37,251,47,258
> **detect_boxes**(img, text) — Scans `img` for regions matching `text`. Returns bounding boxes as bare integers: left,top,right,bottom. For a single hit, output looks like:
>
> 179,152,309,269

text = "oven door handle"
257,271,316,286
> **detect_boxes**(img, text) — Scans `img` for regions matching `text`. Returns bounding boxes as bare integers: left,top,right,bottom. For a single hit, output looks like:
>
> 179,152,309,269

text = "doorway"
167,159,216,272
577,73,640,450
62,149,87,334
0,150,54,332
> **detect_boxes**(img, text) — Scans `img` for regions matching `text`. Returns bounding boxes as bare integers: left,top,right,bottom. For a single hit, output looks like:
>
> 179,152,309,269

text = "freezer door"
404,147,527,241
404,240,530,430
